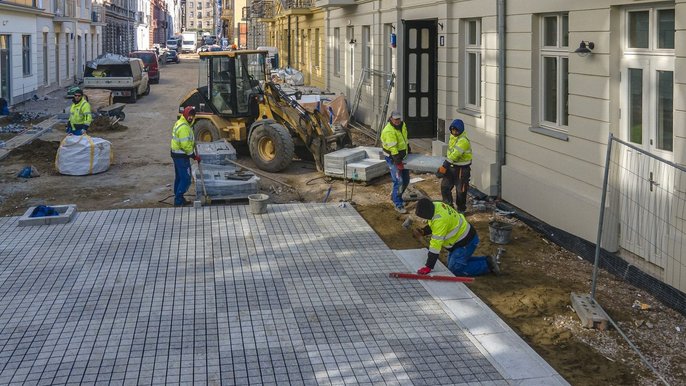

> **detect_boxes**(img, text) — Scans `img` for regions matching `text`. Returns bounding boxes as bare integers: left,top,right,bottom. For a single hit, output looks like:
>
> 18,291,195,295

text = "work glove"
193,154,202,162
442,160,452,169
65,121,71,133
396,162,404,171
417,266,432,275
435,165,447,178
391,153,404,164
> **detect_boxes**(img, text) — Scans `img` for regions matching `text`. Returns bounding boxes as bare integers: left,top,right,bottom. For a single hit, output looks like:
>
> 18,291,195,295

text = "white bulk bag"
56,134,113,175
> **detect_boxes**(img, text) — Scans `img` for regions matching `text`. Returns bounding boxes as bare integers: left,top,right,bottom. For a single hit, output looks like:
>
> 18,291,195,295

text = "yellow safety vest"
446,132,472,165
170,117,195,155
69,99,92,128
380,121,408,157
427,201,470,254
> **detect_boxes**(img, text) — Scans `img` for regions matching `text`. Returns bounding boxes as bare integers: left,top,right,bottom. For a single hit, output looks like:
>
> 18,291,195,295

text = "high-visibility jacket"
170,116,195,156
380,121,408,157
446,131,472,166
69,99,92,129
427,201,471,254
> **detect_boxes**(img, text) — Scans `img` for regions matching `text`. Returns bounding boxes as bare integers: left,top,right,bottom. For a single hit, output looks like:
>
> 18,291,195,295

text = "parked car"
166,50,180,64
196,44,223,53
129,50,160,84
83,54,150,104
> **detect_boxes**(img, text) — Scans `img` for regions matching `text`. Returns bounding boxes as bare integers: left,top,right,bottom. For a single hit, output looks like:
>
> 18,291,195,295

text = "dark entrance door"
403,20,437,138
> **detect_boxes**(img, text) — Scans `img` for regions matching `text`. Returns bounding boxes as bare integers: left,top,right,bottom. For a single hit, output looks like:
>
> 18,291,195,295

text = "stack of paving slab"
193,141,259,200
324,147,388,182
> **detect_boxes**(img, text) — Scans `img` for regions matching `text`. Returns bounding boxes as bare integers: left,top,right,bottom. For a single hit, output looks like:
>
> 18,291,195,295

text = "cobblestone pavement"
0,204,564,385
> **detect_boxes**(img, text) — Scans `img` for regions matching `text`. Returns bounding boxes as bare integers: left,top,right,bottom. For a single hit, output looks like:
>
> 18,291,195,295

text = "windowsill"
456,108,481,118
529,126,569,141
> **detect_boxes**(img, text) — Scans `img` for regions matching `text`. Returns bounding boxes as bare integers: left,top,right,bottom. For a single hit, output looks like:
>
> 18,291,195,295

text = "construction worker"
171,106,201,207
66,88,92,135
414,198,499,276
436,119,472,213
381,110,411,213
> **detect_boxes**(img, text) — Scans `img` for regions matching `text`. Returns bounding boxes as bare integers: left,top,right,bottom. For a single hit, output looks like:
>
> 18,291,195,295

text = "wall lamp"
349,38,356,44
574,41,594,57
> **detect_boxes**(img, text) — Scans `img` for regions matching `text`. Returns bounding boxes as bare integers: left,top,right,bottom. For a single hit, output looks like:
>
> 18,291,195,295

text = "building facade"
182,0,217,37
261,0,324,88
0,0,104,105
319,0,686,293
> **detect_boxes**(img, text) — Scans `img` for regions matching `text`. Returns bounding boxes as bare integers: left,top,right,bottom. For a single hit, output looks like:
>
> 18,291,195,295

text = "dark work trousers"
440,164,471,212
173,156,192,206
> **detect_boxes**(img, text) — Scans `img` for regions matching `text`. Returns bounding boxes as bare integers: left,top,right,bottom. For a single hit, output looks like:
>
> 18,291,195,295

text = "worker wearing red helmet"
170,106,201,206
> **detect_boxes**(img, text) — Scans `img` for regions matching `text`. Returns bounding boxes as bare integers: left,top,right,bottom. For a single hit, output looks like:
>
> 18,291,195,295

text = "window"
462,19,481,110
42,32,48,85
197,2,201,9
539,14,568,129
22,35,31,76
190,21,194,27
622,7,675,152
197,12,202,19
333,27,340,76
205,21,210,27
383,24,393,75
189,2,193,9
190,11,194,18
362,25,371,75
314,28,320,70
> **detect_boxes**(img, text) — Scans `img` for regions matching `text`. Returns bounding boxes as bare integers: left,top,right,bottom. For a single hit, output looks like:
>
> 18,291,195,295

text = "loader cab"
197,51,267,118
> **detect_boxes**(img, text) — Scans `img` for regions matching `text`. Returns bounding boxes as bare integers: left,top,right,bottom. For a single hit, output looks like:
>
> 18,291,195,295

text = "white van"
166,38,180,52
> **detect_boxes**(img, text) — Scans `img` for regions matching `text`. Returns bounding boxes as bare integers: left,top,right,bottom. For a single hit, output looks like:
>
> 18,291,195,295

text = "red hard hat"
182,106,196,121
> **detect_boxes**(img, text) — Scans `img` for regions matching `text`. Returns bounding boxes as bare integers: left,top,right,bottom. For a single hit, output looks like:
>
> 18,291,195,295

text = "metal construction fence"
593,134,686,307
591,133,686,384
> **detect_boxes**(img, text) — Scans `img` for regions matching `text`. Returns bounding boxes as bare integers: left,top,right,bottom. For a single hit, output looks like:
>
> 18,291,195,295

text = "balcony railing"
281,0,313,8
91,4,105,22
251,0,274,18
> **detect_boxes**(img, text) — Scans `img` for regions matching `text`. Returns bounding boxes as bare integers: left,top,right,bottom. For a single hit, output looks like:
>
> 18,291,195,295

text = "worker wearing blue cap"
436,119,472,213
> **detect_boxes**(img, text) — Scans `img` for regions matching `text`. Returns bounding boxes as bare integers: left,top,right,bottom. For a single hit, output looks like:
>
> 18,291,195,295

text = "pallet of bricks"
323,146,388,182
192,140,259,201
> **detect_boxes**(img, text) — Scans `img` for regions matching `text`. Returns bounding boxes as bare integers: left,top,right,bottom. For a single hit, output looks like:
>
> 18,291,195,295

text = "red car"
129,51,160,84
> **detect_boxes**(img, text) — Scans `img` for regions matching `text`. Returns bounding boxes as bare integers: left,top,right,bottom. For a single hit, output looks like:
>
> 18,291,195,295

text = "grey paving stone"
0,204,544,386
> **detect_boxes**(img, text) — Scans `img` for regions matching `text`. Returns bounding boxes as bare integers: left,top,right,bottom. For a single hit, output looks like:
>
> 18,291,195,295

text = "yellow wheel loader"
178,50,352,172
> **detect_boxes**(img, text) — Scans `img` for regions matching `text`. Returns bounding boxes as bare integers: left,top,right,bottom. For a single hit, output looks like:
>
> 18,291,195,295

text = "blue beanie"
449,119,465,134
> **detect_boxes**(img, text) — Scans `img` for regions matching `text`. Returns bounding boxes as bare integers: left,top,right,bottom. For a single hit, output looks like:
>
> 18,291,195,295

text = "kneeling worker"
414,198,500,276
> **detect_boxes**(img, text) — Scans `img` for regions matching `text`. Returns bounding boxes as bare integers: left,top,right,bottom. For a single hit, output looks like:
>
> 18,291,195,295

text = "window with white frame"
22,35,31,76
190,21,194,27
383,24,392,75
334,27,340,76
539,14,569,129
463,19,481,110
362,25,371,78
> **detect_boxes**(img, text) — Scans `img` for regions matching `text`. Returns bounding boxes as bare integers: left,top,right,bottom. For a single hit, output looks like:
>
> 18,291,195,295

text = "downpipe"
497,0,506,198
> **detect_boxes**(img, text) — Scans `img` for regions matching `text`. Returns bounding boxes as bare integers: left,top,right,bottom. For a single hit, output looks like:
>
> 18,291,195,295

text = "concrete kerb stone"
17,205,77,227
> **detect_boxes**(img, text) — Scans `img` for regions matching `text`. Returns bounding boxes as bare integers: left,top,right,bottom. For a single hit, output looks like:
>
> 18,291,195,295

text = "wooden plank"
0,116,63,161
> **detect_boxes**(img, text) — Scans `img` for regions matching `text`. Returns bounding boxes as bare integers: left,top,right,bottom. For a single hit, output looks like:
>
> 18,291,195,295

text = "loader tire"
249,123,294,172
194,120,220,142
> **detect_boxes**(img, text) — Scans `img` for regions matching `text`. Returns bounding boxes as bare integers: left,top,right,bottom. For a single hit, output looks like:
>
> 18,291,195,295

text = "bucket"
489,221,513,244
248,193,269,214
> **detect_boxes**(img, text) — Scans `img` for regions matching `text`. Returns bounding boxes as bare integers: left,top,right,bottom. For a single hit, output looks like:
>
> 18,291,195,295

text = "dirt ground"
1,58,685,385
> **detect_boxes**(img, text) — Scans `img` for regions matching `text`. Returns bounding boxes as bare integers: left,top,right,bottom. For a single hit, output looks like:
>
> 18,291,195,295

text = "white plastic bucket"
248,194,269,214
